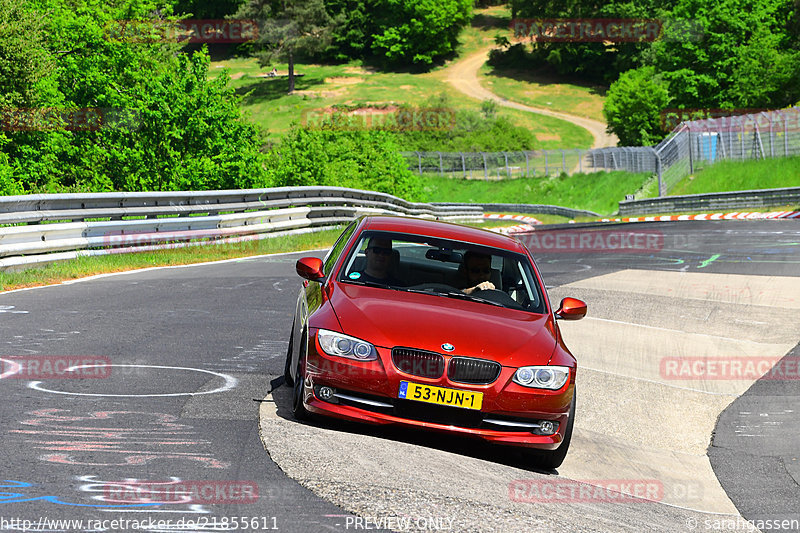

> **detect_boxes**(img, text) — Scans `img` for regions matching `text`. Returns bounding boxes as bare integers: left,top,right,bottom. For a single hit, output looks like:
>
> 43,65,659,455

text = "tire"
532,391,575,470
283,323,295,387
291,336,310,421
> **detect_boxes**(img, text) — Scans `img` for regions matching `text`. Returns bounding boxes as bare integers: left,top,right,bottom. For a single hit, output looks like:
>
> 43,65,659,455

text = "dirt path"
444,49,618,149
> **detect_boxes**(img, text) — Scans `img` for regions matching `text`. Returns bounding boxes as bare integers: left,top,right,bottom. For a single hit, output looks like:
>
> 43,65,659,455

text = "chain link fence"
403,106,800,197
586,107,800,195
400,150,593,179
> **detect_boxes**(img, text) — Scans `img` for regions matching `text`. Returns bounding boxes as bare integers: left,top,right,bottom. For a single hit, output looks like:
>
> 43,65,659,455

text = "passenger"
356,237,404,286
459,251,495,294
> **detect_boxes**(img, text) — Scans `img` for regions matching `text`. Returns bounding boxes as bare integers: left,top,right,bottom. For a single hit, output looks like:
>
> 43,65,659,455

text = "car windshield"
338,230,545,313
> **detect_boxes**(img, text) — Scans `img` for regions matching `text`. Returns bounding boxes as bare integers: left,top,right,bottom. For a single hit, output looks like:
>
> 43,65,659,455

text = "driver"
459,251,495,295
357,237,404,286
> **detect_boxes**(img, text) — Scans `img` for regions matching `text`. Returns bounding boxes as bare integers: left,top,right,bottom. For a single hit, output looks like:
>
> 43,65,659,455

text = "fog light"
318,386,335,401
539,420,556,435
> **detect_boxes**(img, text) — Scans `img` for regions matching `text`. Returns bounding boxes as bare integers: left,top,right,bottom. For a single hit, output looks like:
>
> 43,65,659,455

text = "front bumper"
301,333,575,450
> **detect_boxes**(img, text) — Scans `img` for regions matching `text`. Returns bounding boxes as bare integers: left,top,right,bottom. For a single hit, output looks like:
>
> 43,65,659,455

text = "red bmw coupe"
285,215,586,468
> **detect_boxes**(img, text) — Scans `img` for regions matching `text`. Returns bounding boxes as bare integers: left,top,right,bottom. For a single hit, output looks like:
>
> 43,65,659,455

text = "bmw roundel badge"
441,343,455,352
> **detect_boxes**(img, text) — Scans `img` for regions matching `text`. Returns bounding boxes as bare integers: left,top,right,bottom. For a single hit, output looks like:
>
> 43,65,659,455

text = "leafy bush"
603,66,670,146
388,94,537,152
265,124,423,200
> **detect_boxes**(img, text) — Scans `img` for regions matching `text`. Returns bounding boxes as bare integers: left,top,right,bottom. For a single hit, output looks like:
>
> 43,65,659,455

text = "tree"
1,0,270,194
235,0,340,93
603,66,671,146
370,0,472,65
0,0,56,108
647,0,800,108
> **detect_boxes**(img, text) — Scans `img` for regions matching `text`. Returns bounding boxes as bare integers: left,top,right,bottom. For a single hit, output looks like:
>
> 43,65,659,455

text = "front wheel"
283,323,295,387
531,391,575,470
291,337,310,421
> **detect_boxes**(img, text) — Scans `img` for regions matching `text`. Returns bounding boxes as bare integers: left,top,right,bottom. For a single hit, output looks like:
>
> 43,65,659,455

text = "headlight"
513,366,570,390
317,329,377,361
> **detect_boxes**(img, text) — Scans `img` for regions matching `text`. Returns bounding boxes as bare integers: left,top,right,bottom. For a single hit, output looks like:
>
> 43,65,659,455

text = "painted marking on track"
27,365,237,397
0,305,28,314
11,409,230,469
698,254,721,269
0,480,158,509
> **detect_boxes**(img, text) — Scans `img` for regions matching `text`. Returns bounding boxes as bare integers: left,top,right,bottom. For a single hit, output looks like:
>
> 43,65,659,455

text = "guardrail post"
544,151,549,175
482,152,488,180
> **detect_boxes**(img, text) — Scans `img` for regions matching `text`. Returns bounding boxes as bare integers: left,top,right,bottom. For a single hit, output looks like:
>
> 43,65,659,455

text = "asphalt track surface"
0,220,798,533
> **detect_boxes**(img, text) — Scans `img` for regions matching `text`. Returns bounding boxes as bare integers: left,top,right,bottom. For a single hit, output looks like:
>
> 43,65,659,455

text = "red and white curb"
486,210,800,234
483,213,542,234
602,211,800,222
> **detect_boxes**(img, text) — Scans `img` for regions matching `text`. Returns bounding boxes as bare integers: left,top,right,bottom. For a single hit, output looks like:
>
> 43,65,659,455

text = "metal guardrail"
618,186,800,216
0,187,483,271
433,202,599,219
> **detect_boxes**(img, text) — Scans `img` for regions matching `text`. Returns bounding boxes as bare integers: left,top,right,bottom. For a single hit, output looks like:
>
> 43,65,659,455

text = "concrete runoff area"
259,269,800,531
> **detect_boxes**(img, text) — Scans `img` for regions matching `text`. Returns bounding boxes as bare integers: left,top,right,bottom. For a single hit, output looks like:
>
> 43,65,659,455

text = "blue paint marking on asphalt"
0,480,159,508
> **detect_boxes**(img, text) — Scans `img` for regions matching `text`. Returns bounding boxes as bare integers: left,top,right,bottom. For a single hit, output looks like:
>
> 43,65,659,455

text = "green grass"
670,156,800,195
479,64,608,123
421,171,652,215
454,5,512,57
219,57,593,149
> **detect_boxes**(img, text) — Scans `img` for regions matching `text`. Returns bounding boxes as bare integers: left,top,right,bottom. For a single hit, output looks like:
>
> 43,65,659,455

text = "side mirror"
556,297,587,320
296,257,325,281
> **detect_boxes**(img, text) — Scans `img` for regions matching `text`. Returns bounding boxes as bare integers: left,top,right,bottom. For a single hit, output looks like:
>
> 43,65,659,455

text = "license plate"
398,381,483,410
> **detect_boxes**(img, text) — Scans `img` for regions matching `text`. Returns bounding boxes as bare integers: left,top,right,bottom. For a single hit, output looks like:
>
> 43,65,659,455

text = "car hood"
328,284,556,367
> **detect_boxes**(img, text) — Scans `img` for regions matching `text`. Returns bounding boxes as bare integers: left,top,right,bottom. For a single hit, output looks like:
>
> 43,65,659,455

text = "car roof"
359,215,527,253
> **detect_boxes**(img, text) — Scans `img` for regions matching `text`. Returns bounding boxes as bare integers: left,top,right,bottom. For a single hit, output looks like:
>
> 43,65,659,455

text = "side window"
323,222,357,276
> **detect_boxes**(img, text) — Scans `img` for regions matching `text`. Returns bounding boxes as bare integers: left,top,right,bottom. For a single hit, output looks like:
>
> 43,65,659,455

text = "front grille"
391,348,444,379
448,357,502,384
